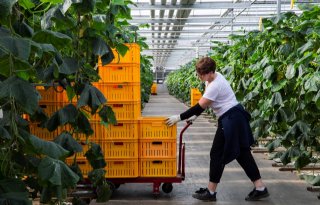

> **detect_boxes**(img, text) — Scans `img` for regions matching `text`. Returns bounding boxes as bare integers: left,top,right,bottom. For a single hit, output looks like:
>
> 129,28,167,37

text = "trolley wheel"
162,183,173,193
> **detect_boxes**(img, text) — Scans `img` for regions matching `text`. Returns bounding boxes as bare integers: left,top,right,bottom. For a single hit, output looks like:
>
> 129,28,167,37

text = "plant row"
0,0,153,204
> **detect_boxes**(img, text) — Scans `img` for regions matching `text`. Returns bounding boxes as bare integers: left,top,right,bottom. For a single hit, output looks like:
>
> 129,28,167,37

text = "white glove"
166,115,181,126
187,115,198,123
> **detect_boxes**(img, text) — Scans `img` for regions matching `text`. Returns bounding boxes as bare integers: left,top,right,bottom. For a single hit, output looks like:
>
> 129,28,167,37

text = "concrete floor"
92,84,319,205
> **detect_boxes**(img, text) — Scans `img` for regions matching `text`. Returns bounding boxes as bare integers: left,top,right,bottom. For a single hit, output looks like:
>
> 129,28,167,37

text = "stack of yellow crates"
30,43,178,179
29,86,65,140
151,82,157,95
92,43,141,178
190,88,202,107
138,117,177,177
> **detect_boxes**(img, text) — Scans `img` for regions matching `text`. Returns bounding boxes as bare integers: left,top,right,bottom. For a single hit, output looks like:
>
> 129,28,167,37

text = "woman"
166,57,269,201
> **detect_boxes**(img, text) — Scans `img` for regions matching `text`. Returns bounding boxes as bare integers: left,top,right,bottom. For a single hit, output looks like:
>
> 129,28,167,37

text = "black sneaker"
245,187,270,201
192,188,216,201
194,187,207,194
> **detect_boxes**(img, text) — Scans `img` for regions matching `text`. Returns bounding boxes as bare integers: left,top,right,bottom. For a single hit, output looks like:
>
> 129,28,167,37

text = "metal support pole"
195,47,199,58
277,0,281,20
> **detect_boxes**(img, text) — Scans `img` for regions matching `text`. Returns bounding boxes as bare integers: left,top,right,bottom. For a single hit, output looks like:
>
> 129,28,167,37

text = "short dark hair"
196,57,216,75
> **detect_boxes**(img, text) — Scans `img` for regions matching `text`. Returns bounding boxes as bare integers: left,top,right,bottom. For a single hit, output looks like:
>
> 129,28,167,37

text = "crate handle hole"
113,104,124,108
152,141,162,145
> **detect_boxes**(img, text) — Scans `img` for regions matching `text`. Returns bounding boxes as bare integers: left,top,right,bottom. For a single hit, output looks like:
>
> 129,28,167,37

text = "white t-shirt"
202,72,238,117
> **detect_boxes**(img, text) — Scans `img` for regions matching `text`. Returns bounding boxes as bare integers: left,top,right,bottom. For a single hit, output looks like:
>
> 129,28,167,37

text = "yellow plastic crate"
90,102,141,121
139,158,177,177
111,43,140,64
98,43,140,65
106,158,139,178
92,82,140,102
36,86,64,103
138,117,177,140
190,88,202,107
66,158,139,178
61,122,99,141
65,158,94,178
52,120,139,141
139,139,176,158
29,123,60,140
38,102,66,116
101,120,138,140
103,140,138,159
98,64,140,83
69,140,138,159
151,83,157,95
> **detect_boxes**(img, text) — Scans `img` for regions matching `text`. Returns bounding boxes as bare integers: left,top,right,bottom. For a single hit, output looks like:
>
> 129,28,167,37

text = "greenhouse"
0,0,319,204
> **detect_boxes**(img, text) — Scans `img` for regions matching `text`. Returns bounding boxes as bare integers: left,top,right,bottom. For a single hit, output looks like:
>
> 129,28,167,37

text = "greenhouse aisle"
92,84,319,205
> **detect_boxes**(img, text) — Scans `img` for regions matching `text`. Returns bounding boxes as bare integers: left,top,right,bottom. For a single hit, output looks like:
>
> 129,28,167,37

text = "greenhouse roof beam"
139,27,258,33
129,2,251,10
156,0,196,65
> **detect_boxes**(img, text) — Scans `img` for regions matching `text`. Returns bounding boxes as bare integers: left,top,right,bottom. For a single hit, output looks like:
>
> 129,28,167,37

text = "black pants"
209,120,261,183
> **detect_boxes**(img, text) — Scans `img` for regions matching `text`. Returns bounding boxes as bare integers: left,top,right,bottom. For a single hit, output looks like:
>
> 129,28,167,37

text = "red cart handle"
178,121,192,175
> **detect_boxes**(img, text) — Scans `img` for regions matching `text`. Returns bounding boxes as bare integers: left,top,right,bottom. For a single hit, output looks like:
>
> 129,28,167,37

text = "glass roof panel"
134,0,319,69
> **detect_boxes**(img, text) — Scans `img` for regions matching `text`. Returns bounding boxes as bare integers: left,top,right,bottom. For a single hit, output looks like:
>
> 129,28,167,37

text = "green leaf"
77,84,106,114
92,15,108,31
304,74,319,92
100,50,114,66
297,40,313,55
74,0,96,14
0,36,31,61
285,64,295,79
0,0,17,21
0,178,27,193
271,80,287,92
263,65,274,79
313,90,320,109
300,174,320,186
294,152,311,170
13,20,34,38
65,85,76,102
271,92,283,106
40,0,63,3
85,143,106,169
46,104,78,131
54,132,83,155
112,0,124,5
0,126,11,139
99,105,117,124
92,37,111,57
96,183,112,202
18,0,35,9
32,30,72,50
38,157,79,187
0,192,31,205
76,112,94,135
244,91,259,101
88,168,106,186
280,149,291,165
25,134,70,160
266,138,281,152
59,57,80,75
115,43,129,57
0,76,38,114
